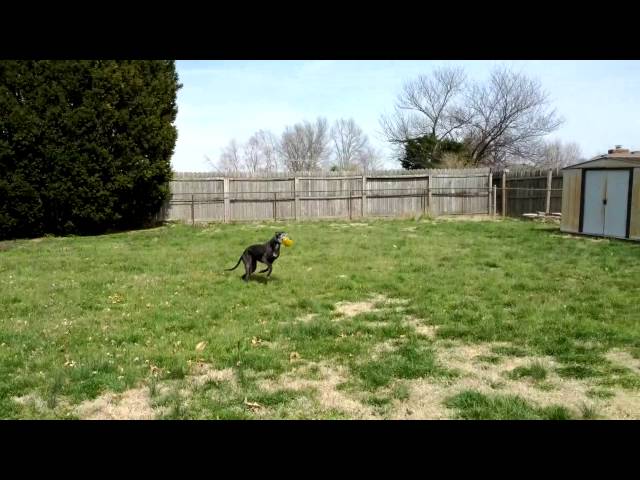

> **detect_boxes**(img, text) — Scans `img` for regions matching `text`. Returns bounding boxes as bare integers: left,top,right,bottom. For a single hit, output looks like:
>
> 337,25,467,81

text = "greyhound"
225,232,289,282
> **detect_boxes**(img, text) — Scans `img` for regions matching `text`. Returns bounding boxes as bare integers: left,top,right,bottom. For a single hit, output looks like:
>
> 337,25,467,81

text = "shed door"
603,170,629,238
583,171,606,235
582,170,630,237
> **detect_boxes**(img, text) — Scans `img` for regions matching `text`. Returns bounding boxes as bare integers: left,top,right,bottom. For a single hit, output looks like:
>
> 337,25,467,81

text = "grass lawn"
1,217,640,419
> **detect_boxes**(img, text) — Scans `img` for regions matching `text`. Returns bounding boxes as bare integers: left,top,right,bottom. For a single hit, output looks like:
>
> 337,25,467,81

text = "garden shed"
561,146,640,240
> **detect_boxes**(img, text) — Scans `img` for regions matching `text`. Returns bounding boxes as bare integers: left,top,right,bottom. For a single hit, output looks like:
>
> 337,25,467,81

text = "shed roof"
563,151,640,170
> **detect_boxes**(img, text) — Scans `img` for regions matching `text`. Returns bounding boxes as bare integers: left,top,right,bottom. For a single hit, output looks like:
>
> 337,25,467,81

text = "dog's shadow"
246,275,279,284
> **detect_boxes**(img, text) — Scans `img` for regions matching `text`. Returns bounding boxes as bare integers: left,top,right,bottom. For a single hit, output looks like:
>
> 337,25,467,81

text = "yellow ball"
283,238,294,247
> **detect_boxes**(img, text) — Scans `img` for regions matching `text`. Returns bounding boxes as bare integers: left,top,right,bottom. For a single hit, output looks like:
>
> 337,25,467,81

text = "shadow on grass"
243,274,281,285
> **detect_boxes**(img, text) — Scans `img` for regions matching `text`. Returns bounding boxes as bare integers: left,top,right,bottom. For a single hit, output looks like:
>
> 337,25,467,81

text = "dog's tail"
225,256,243,271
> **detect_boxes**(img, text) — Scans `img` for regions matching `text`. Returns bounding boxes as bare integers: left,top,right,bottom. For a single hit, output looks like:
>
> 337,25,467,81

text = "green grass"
477,355,502,364
508,362,548,381
491,345,529,357
1,218,640,419
445,390,573,420
354,338,455,390
585,388,615,400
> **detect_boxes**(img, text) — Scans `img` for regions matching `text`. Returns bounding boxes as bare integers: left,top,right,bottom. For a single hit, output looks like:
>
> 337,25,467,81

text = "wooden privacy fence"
492,168,563,217
159,168,497,223
157,167,566,223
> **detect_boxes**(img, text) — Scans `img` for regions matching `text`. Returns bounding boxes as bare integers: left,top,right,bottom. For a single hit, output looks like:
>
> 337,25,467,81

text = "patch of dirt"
333,294,408,320
606,349,640,372
433,215,496,222
329,223,371,228
75,387,155,420
402,316,439,338
389,341,640,420
334,299,377,319
12,393,49,413
72,363,236,420
257,361,375,419
278,313,318,327
369,339,402,360
572,339,601,349
389,382,454,420
188,363,235,388
297,313,318,323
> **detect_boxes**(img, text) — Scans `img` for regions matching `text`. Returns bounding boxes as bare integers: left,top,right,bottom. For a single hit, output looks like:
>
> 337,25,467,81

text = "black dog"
225,232,289,282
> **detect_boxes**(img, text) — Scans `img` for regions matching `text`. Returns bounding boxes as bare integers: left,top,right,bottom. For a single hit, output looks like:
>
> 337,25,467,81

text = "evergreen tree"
0,60,181,239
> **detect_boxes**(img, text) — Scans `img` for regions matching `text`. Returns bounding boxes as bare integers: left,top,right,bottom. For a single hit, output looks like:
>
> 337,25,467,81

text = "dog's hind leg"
246,259,257,281
241,254,256,282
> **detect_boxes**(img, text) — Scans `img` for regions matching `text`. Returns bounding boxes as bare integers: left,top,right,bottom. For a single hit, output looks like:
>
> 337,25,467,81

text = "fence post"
223,178,230,223
422,188,427,215
428,177,433,216
273,192,277,221
493,185,497,217
545,169,553,215
488,172,493,215
294,176,299,221
348,187,352,220
191,194,195,226
361,175,366,218
501,173,507,217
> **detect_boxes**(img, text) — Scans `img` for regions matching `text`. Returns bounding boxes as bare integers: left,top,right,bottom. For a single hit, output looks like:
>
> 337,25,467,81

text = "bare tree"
305,117,331,169
530,139,582,169
280,117,331,172
254,129,280,173
459,67,564,166
204,154,218,172
331,118,368,170
279,124,308,172
380,66,467,152
381,65,564,168
243,135,262,173
217,139,242,173
355,145,384,172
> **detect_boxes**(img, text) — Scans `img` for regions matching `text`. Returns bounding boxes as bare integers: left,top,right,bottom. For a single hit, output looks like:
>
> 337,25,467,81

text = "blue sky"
172,60,640,172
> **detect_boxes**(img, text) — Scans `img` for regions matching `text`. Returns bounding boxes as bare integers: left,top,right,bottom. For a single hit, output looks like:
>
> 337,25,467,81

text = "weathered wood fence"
159,168,494,223
492,168,563,217
157,167,565,223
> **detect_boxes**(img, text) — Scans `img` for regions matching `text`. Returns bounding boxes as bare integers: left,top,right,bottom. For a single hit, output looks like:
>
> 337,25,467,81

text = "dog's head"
274,232,289,244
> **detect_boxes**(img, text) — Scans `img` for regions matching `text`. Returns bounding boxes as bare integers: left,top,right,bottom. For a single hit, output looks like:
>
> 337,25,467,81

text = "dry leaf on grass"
244,398,263,411
195,341,207,352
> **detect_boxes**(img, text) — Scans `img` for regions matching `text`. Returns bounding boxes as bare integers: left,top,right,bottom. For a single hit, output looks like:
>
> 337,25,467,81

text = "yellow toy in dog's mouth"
282,237,294,247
